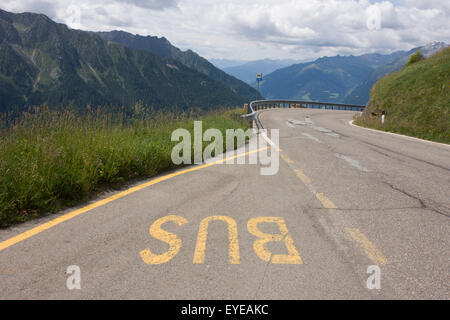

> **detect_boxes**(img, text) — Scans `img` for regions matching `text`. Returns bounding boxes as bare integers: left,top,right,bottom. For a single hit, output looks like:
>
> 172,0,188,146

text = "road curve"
0,108,448,299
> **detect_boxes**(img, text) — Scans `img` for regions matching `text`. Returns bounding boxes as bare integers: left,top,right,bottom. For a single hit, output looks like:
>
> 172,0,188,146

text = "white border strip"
349,120,450,149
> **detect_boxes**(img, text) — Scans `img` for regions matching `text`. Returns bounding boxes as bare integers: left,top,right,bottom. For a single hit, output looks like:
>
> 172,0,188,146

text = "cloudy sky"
1,0,449,61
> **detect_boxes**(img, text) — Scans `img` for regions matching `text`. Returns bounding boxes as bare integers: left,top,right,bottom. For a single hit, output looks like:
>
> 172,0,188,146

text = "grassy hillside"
343,49,417,105
355,48,449,144
0,106,250,227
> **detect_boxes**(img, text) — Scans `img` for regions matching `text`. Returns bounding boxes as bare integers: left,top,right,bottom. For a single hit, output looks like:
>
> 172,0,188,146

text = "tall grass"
0,106,249,227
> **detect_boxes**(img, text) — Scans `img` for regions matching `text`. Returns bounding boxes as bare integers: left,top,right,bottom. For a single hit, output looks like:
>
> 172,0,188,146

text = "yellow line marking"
279,150,387,264
294,168,311,184
280,153,294,164
346,227,388,265
314,192,337,209
280,151,337,209
0,147,268,253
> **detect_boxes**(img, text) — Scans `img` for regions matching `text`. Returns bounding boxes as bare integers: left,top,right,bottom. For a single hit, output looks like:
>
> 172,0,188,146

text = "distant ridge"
0,9,249,112
259,42,447,105
221,59,303,84
259,51,407,104
344,42,448,104
96,30,262,101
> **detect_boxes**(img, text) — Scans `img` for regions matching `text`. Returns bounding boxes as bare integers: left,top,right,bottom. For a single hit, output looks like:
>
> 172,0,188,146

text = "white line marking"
311,125,331,133
335,153,369,172
349,120,450,149
285,121,295,128
288,119,307,126
302,133,322,143
325,132,340,138
287,117,339,138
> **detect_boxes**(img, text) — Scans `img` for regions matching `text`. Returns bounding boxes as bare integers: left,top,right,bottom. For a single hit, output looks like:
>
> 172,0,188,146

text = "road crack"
382,181,450,218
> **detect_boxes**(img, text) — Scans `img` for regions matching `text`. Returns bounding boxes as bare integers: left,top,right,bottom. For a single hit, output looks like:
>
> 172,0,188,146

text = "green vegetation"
406,49,424,66
0,106,250,227
354,48,450,144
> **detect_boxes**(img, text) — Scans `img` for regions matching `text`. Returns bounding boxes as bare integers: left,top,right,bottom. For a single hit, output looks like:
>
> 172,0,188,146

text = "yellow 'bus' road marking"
140,215,188,265
247,217,302,264
193,216,240,264
346,227,388,265
0,147,268,253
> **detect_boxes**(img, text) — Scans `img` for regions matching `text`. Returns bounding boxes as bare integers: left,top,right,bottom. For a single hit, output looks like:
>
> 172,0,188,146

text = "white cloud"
121,0,180,10
1,0,449,60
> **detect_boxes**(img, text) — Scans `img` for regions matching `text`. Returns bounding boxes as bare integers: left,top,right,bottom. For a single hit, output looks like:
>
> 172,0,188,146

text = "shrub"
406,49,424,66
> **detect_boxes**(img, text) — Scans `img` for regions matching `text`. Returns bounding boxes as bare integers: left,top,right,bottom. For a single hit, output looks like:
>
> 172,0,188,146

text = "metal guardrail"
242,99,366,129
248,99,365,113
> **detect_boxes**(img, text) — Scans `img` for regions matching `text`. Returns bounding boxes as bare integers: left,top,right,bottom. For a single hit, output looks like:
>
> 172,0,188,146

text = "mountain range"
217,59,304,84
96,30,261,102
209,59,248,69
0,9,260,113
1,8,446,111
343,41,448,104
258,42,447,105
258,51,410,104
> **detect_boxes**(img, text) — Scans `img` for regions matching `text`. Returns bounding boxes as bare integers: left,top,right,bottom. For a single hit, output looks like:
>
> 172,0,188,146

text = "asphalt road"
0,108,449,299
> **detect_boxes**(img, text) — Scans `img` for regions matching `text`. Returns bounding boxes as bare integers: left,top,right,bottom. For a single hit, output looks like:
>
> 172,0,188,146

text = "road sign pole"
256,73,262,97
